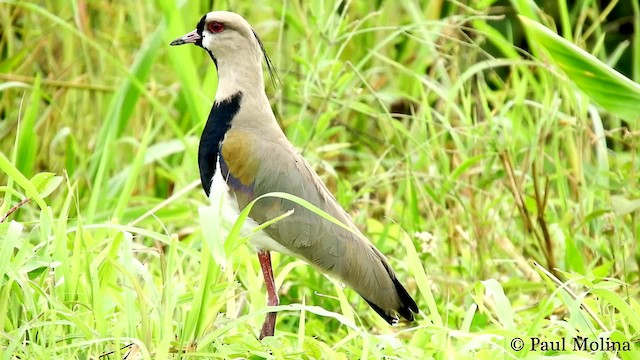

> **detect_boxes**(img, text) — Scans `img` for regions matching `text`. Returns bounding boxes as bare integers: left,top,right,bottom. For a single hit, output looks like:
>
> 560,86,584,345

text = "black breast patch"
198,91,243,196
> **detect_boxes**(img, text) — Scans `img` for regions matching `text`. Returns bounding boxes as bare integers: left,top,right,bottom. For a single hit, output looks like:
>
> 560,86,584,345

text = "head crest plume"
252,29,281,89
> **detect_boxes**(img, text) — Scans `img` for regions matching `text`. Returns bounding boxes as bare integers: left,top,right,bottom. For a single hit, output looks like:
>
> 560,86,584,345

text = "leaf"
519,16,640,122
0,81,30,92
22,260,61,280
0,221,23,284
611,195,640,216
590,288,640,333
16,74,41,178
30,172,63,199
609,330,638,360
198,304,365,348
198,205,226,269
469,20,520,59
0,151,49,211
481,279,515,330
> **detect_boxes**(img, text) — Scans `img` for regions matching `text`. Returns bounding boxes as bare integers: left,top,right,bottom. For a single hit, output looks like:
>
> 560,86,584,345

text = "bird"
170,10,419,339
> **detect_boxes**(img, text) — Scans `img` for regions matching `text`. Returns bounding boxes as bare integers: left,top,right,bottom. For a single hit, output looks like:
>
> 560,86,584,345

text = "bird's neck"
213,59,281,136
214,57,267,103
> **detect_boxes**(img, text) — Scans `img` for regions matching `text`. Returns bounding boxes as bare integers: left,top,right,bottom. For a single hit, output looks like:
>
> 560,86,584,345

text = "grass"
1,0,639,359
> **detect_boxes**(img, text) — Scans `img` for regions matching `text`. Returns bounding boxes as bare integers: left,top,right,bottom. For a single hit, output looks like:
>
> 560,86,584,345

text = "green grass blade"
15,74,40,179
519,15,640,121
0,151,49,212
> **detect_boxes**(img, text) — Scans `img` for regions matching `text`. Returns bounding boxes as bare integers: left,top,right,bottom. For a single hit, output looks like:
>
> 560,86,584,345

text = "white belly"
208,156,295,256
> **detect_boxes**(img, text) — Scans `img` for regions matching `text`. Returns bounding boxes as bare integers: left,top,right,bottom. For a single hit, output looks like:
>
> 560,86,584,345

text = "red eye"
208,22,224,33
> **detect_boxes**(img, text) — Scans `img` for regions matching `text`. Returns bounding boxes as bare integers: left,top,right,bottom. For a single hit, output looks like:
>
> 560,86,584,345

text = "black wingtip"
393,277,419,321
363,278,419,324
364,298,398,325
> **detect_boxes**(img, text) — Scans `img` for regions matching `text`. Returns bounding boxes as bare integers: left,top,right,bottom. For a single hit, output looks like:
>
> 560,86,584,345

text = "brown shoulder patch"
221,130,260,186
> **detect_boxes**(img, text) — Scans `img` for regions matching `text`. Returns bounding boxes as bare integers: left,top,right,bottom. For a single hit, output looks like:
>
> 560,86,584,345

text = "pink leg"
258,250,279,339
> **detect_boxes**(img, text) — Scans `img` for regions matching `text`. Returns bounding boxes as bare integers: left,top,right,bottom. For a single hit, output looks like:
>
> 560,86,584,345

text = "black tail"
393,277,419,321
363,277,419,324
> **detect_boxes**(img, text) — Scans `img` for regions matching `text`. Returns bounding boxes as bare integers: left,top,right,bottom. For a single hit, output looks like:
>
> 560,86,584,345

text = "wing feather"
222,129,417,321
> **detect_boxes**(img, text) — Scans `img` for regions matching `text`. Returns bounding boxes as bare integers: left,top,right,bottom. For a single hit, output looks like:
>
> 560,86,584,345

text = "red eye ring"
208,22,224,33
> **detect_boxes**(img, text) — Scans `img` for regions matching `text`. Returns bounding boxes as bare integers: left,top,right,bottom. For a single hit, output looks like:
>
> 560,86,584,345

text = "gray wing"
241,138,417,322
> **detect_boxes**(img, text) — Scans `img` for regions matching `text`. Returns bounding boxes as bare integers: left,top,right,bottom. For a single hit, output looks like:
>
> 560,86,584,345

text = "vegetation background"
1,0,639,359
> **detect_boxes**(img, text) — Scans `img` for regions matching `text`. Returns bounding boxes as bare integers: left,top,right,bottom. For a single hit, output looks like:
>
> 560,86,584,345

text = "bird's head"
170,11,277,94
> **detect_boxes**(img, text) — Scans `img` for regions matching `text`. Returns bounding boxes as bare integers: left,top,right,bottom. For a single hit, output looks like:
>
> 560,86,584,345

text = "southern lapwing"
170,11,419,339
